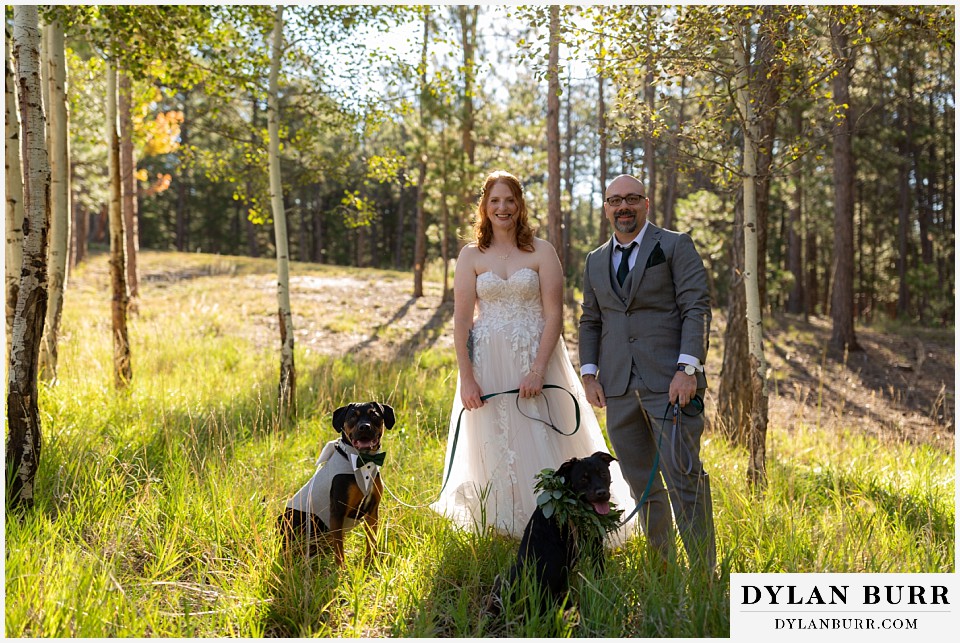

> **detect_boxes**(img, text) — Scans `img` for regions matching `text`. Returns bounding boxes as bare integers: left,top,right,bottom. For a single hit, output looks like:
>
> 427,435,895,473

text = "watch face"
684,364,696,376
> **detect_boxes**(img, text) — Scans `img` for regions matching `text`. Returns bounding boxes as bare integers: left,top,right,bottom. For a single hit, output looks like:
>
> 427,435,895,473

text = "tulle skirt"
431,336,638,545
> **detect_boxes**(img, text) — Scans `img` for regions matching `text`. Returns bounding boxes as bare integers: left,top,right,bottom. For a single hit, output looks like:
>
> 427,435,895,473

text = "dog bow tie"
355,451,386,467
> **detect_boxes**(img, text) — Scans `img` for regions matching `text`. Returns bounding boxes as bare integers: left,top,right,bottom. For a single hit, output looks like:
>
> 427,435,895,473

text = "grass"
4,252,954,637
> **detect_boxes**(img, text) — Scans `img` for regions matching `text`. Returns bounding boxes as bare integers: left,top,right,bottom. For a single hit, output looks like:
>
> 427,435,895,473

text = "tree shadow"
766,313,954,439
346,298,454,359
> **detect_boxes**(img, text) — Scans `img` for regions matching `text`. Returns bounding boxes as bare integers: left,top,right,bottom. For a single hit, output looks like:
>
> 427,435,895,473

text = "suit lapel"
627,224,663,301
596,238,618,295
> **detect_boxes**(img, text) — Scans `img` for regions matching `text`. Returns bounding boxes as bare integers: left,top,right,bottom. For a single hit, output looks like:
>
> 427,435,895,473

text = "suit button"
629,338,635,343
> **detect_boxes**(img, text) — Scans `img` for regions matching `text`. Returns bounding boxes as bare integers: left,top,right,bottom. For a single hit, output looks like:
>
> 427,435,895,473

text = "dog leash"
619,396,702,526
437,384,580,495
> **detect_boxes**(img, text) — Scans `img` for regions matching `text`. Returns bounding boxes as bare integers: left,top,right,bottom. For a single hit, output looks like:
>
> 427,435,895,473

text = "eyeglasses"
605,194,646,207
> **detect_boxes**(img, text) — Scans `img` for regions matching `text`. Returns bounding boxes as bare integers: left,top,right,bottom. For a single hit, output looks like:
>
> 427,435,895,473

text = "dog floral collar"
534,468,624,540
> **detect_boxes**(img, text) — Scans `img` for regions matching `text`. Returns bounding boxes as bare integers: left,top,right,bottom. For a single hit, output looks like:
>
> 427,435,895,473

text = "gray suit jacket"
579,225,711,397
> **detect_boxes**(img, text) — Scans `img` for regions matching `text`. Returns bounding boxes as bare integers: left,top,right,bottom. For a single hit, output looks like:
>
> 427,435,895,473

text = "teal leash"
438,384,580,495
620,398,702,526
619,403,674,525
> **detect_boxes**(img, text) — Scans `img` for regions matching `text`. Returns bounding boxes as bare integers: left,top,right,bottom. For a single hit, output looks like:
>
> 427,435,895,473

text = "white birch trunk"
106,61,132,388
412,8,429,298
5,29,25,354
733,33,768,487
38,18,70,382
268,5,295,416
7,5,50,510
120,72,139,301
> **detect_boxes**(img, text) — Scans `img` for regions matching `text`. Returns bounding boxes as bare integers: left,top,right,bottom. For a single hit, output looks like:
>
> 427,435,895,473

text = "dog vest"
285,438,382,531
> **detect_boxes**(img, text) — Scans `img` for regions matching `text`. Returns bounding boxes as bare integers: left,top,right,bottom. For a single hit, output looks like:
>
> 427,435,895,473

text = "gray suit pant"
606,371,716,570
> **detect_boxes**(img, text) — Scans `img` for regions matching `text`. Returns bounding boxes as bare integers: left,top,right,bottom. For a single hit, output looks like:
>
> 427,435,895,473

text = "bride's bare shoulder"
459,243,482,259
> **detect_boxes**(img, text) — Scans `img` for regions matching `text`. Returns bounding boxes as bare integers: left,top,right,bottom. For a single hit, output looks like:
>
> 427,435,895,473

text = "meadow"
4,251,954,637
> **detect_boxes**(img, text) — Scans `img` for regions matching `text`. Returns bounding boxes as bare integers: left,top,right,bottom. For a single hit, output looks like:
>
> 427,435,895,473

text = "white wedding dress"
431,267,637,543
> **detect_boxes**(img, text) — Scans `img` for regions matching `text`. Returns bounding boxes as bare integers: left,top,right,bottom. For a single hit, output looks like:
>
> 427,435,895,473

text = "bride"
431,170,636,543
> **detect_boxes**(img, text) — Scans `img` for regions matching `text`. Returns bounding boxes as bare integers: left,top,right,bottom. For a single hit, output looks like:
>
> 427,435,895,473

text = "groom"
579,174,716,571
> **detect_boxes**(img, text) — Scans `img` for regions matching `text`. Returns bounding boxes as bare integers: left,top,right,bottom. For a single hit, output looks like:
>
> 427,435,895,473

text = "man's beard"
614,209,638,234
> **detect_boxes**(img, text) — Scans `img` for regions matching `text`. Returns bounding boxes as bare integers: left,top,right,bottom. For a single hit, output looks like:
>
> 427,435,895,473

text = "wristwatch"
677,363,698,376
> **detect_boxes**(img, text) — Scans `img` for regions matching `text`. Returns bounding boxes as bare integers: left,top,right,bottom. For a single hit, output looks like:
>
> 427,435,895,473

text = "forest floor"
125,251,955,451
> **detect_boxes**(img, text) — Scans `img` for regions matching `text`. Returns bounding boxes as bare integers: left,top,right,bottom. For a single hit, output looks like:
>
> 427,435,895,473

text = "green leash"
438,384,580,495
620,397,703,526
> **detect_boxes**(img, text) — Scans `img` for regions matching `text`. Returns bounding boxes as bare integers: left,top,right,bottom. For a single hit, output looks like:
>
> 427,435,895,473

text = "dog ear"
556,458,578,482
332,405,352,432
593,451,617,464
377,403,396,430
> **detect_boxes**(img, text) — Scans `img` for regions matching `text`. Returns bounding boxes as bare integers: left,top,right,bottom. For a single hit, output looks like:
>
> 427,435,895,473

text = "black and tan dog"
489,451,617,614
278,401,395,566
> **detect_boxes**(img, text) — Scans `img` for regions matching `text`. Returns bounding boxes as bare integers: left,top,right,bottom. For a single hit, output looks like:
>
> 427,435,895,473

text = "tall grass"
4,253,954,637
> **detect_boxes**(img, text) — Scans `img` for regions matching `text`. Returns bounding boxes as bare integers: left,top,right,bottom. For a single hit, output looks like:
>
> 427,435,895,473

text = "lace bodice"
471,267,545,371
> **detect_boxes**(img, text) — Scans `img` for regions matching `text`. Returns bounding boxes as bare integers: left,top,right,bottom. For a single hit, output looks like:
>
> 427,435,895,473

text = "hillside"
75,250,954,450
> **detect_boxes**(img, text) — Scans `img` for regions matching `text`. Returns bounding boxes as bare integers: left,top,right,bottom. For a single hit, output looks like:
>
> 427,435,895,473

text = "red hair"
472,170,535,253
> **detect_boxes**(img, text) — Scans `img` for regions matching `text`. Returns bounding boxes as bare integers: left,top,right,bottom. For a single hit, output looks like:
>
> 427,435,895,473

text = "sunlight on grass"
5,252,953,637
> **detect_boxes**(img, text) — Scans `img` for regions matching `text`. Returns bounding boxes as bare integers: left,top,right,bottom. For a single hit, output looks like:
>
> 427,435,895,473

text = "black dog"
489,451,617,614
278,401,395,566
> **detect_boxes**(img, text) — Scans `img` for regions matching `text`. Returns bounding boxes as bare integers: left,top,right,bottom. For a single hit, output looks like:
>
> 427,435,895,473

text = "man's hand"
669,371,697,408
582,374,606,408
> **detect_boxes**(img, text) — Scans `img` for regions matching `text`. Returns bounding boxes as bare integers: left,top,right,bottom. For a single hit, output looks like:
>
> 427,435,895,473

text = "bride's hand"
460,377,484,410
519,368,544,399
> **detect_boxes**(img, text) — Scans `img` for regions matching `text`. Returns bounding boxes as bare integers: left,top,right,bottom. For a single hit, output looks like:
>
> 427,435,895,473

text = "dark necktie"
616,242,637,287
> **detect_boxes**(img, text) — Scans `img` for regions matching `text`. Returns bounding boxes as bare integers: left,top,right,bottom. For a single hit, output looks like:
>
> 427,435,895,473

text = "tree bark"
412,8,429,298
268,5,295,417
119,71,139,300
71,187,86,268
896,134,911,318
805,218,819,316
563,65,574,277
597,42,610,245
106,62,132,389
546,5,563,268
457,5,477,168
440,164,451,304
393,175,406,269
753,6,784,312
313,188,326,264
643,67,656,225
175,99,189,252
7,5,50,510
786,105,805,316
828,17,861,354
38,18,70,382
246,92,260,258
717,194,751,444
733,33,768,487
5,28,25,355
662,76,686,230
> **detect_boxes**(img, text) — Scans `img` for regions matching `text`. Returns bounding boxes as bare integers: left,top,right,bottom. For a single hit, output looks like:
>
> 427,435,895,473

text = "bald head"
606,174,645,197
603,175,648,242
